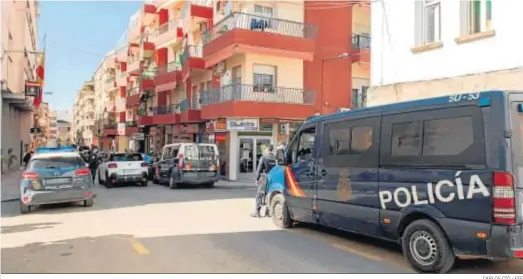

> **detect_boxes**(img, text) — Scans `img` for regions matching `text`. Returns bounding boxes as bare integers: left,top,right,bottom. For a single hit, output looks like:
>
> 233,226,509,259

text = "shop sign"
226,118,258,131
117,123,125,136
132,133,144,140
215,119,227,131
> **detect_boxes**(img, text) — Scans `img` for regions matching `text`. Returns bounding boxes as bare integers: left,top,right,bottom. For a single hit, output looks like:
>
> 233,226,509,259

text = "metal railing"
181,45,203,65
352,33,371,49
104,123,117,129
127,87,140,96
152,104,180,115
157,61,182,74
191,0,212,7
202,12,317,45
141,69,157,79
126,120,137,127
191,92,200,109
104,76,115,84
200,84,316,105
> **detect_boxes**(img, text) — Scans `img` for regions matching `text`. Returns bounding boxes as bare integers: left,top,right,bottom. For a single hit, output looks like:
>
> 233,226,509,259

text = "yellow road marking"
130,239,150,255
332,243,385,262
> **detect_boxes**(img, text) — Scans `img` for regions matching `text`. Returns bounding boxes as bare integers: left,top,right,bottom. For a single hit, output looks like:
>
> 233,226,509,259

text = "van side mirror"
276,149,285,165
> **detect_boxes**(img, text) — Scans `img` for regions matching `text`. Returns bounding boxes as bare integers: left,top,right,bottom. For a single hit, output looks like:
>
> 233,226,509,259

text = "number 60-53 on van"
266,91,523,273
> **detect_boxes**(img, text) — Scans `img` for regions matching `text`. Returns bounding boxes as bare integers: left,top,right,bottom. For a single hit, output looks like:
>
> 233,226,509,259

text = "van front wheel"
402,219,455,273
270,194,292,228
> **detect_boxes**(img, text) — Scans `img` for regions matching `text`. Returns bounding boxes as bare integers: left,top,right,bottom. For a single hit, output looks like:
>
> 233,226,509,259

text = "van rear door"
506,93,523,225
183,144,218,171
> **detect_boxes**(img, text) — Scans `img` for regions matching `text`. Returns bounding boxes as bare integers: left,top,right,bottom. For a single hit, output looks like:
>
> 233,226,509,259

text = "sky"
38,1,142,112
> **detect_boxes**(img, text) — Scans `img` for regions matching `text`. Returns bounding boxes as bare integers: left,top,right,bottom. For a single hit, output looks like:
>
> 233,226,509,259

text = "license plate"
46,178,70,184
123,170,138,174
45,185,72,190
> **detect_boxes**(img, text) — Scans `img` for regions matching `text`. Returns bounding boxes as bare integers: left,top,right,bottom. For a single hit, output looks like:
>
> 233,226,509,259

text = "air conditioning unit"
213,61,226,76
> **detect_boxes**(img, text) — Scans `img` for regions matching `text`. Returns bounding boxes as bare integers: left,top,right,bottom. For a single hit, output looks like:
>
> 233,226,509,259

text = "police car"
19,146,95,214
267,91,523,273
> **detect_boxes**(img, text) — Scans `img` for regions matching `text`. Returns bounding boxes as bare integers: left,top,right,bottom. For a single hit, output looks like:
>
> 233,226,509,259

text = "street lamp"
320,52,350,114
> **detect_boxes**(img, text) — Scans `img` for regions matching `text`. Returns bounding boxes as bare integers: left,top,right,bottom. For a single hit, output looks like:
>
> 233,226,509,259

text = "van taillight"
178,154,184,168
108,163,118,168
21,172,39,180
215,154,220,169
141,162,148,167
492,172,516,225
75,168,90,176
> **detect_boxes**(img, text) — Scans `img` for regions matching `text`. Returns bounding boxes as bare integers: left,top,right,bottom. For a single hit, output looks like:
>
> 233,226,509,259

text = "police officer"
88,146,99,182
251,144,278,217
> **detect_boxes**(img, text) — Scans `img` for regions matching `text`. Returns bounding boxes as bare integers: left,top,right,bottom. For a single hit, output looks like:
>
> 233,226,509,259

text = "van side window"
423,117,473,156
328,126,350,155
381,106,485,167
391,122,421,156
296,127,315,162
351,126,373,154
323,117,380,168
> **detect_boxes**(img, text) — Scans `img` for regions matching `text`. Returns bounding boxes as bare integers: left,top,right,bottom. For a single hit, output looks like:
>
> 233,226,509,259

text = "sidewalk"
215,179,256,188
1,170,22,202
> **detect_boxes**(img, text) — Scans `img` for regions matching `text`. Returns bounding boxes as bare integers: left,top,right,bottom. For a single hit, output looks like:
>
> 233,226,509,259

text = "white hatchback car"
98,153,149,187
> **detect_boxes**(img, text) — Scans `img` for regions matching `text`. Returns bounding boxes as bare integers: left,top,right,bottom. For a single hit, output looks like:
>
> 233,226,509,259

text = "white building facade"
368,0,523,105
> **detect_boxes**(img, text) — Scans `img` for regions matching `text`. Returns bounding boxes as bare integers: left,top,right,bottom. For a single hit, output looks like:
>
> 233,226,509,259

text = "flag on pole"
33,34,46,108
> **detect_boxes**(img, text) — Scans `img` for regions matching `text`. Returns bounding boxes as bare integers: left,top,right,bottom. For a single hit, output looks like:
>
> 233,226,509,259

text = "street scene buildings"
0,0,40,170
72,0,371,181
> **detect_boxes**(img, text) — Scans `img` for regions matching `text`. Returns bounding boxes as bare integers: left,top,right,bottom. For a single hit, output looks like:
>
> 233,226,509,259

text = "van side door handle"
320,169,328,177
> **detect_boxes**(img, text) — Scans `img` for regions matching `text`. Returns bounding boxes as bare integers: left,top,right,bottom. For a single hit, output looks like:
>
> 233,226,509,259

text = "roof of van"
307,90,508,124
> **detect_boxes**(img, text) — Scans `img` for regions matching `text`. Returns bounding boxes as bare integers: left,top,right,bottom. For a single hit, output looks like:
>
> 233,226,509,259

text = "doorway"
238,136,273,181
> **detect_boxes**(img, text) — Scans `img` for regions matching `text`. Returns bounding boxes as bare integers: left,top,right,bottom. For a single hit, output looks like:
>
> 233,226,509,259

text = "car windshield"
30,156,84,169
110,153,143,161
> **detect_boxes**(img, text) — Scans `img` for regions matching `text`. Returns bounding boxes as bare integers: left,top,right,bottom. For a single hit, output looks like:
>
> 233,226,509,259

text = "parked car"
98,153,148,187
153,143,219,189
19,147,94,214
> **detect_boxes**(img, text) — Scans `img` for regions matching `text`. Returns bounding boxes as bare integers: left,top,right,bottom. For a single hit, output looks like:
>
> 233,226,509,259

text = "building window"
254,5,273,18
461,0,492,35
351,86,368,108
253,64,276,93
414,0,441,45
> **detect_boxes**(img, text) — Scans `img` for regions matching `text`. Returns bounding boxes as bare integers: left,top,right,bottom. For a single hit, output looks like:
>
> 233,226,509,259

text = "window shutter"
414,1,424,46
460,0,470,36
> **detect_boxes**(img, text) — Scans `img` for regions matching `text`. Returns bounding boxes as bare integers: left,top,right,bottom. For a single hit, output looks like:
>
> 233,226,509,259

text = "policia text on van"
266,91,523,273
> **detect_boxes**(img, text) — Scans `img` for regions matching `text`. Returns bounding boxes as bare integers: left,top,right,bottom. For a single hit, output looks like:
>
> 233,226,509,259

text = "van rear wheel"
402,219,455,273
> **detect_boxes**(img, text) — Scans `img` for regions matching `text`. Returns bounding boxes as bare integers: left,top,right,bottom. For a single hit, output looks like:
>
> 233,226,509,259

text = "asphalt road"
1,181,522,273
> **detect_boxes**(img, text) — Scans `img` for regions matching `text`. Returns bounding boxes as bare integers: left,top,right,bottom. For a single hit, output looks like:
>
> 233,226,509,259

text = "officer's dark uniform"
251,145,277,217
88,150,99,181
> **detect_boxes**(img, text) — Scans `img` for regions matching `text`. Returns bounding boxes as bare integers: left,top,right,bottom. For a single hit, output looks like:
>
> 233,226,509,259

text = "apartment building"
47,111,57,147
90,0,370,180
37,102,49,147
71,80,95,146
1,0,40,162
56,120,71,145
368,0,520,105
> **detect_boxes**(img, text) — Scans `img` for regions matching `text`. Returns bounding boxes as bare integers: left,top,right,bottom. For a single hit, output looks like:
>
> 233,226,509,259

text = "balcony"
351,34,370,63
202,12,317,68
180,45,205,80
139,33,156,59
200,84,316,119
117,72,127,87
126,87,141,107
140,70,156,90
127,56,141,75
152,104,181,125
154,61,182,89
155,19,183,48
179,98,201,122
104,123,117,136
181,0,213,27
142,3,157,26
126,120,138,127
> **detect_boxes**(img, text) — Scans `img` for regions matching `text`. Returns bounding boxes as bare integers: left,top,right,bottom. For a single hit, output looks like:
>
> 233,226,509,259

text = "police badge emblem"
337,168,352,201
